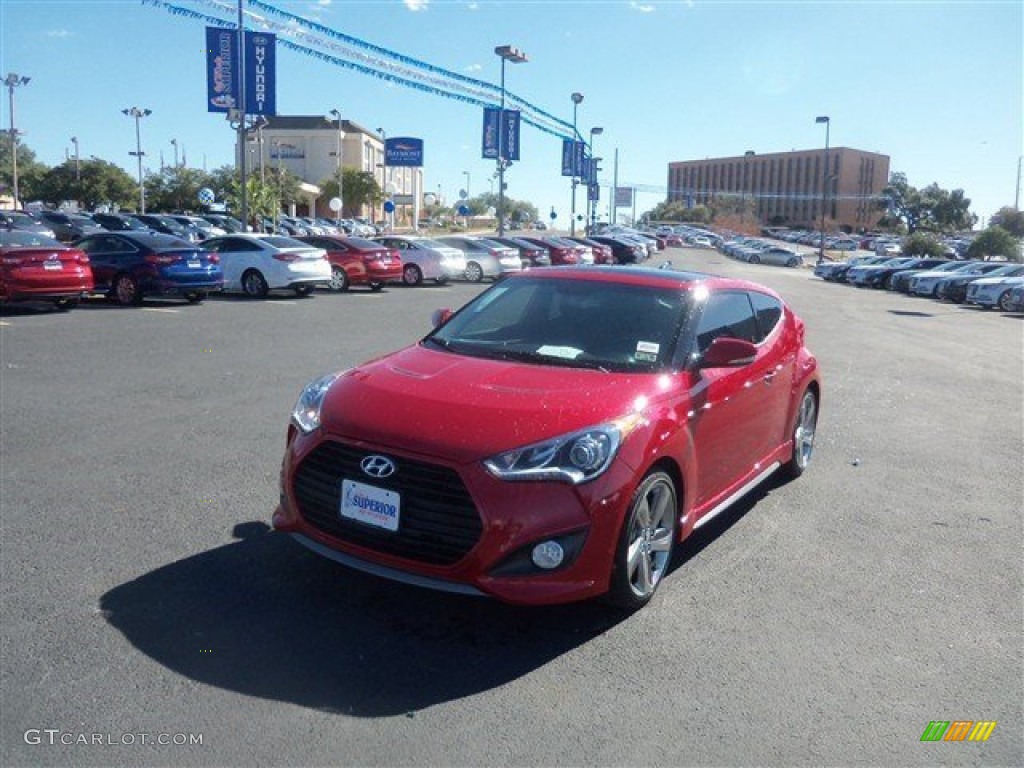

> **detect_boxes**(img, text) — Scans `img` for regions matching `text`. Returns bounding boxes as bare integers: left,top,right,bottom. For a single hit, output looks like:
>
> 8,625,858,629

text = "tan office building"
667,147,890,232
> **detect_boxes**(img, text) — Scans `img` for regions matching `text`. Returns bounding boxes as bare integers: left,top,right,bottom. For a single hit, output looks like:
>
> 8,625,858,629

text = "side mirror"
698,337,757,369
431,308,453,328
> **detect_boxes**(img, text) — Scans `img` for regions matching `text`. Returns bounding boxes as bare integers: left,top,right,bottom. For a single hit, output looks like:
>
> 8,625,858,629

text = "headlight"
291,373,339,433
483,417,640,485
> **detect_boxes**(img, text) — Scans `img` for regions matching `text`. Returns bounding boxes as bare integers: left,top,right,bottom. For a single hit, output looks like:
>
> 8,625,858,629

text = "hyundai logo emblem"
360,455,396,479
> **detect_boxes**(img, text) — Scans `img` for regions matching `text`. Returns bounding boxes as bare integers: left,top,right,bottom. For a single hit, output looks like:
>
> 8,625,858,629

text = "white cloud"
465,64,482,73
45,29,73,38
630,1,655,11
317,0,332,5
467,2,479,8
404,0,429,11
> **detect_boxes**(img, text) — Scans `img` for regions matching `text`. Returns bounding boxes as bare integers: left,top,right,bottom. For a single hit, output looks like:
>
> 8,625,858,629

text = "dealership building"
667,147,891,232
235,115,423,222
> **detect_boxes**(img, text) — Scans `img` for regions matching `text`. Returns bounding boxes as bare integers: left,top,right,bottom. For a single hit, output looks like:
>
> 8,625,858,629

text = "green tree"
880,173,976,234
902,232,946,258
208,164,303,218
967,226,1021,262
145,166,213,213
319,168,382,218
0,140,50,203
989,206,1024,237
34,158,136,210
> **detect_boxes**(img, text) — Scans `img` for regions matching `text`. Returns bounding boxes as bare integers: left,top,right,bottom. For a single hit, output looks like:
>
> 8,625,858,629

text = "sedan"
888,259,974,293
814,254,885,281
91,212,155,234
32,210,105,242
127,214,199,242
845,257,919,287
74,232,222,305
588,235,645,265
0,231,94,310
936,264,1024,303
435,236,522,282
274,266,821,609
296,235,402,292
747,246,803,268
965,274,1024,311
373,236,467,286
1,210,57,238
567,237,616,265
490,237,551,269
1002,283,1024,312
202,234,331,298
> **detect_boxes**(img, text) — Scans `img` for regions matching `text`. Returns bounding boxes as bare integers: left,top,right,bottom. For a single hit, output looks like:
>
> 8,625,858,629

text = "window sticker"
536,345,583,360
635,341,660,362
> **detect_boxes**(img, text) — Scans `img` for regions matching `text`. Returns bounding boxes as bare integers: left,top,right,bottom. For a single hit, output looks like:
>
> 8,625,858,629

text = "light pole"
5,73,30,209
742,150,754,227
70,136,80,181
377,126,389,226
170,138,179,168
494,44,527,236
816,115,830,264
569,92,584,236
588,126,603,234
122,106,152,213
329,108,343,220
462,170,471,199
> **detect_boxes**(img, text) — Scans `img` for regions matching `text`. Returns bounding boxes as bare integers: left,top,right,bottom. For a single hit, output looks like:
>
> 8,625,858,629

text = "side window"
749,291,783,342
695,291,758,352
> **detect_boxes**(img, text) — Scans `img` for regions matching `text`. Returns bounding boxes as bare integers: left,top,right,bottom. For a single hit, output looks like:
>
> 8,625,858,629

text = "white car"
965,274,1024,310
373,236,467,286
202,234,331,298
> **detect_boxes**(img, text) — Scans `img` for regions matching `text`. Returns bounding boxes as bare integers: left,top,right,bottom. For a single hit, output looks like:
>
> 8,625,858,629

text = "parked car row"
718,236,805,268
813,254,1024,313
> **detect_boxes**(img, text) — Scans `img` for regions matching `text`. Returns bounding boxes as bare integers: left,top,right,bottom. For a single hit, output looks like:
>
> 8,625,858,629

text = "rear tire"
402,264,423,286
782,389,818,480
113,274,142,306
329,266,350,292
465,261,484,283
607,470,678,611
786,257,800,268
241,269,269,298
998,290,1013,312
749,254,761,264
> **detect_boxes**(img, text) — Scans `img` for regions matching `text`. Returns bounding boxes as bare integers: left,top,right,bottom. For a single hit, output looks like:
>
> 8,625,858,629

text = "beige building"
237,115,422,222
667,147,890,232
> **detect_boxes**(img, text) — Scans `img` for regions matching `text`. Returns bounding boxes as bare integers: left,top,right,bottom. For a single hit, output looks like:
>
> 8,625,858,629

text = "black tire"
782,388,818,480
465,261,484,283
607,470,678,611
294,285,315,297
53,298,79,311
786,257,800,268
749,254,761,264
998,290,1013,312
185,291,207,304
329,266,350,292
112,274,142,306
402,264,423,287
241,269,269,299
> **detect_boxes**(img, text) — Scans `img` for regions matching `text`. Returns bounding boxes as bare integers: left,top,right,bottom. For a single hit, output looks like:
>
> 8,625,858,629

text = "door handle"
763,371,777,384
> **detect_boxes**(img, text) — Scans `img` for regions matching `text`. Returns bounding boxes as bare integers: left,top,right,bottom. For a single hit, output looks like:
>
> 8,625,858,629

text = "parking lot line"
141,308,180,314
265,301,297,306
0,321,10,327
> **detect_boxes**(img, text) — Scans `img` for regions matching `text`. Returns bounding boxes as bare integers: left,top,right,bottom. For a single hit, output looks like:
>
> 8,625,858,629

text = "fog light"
531,541,565,570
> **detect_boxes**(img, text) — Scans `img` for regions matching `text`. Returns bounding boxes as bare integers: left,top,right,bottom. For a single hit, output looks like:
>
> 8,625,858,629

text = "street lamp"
122,106,152,213
587,126,603,233
568,92,585,236
70,135,80,181
5,73,30,209
494,44,528,236
742,150,754,227
328,108,344,219
170,138,179,168
462,170,471,199
815,115,830,264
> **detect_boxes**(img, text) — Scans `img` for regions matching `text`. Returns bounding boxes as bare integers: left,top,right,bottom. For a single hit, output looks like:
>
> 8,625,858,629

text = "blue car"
72,232,223,305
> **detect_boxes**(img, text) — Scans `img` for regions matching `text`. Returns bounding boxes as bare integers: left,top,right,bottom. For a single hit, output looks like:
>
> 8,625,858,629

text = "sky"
1,0,1021,227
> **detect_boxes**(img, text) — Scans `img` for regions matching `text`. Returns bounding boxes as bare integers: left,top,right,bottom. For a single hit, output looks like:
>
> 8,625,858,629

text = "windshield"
0,231,64,247
426,276,691,373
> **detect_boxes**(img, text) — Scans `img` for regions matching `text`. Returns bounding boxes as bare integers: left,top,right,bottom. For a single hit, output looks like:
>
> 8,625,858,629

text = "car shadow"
887,309,934,318
99,521,634,717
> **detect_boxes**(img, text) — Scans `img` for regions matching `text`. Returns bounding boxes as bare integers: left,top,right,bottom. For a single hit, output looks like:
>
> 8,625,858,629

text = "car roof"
502,264,779,296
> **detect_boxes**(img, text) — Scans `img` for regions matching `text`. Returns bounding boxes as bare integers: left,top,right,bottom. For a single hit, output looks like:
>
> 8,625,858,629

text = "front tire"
402,264,423,287
465,261,484,283
608,471,678,611
782,389,818,480
998,290,1013,312
113,274,142,306
241,269,269,299
749,254,761,264
786,257,800,268
329,266,350,292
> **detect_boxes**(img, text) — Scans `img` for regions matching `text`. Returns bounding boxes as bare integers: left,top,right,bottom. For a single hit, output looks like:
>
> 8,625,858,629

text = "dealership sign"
482,108,520,162
205,27,276,115
385,138,424,167
561,139,585,177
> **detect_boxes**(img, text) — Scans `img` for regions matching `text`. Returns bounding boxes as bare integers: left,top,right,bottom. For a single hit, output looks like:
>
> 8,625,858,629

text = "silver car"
748,246,803,267
435,236,522,282
373,236,467,286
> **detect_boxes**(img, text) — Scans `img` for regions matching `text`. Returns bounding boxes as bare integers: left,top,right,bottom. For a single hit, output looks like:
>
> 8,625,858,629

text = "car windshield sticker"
536,345,583,360
636,341,660,362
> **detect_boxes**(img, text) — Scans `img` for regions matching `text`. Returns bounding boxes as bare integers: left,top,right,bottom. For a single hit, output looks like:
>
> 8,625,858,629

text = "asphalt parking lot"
2,247,1021,766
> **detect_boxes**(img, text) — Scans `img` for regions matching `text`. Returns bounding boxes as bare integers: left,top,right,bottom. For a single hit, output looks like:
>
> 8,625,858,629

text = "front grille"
293,441,482,566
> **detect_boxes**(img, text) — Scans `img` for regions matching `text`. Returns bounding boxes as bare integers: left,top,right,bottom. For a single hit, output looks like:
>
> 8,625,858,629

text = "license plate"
340,479,400,532
187,260,201,269
43,262,63,270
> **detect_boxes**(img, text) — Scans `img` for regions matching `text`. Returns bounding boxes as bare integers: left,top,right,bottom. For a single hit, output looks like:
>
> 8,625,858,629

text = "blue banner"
482,107,500,159
206,27,276,115
483,108,520,161
502,109,520,162
561,139,574,176
588,182,600,202
385,137,424,167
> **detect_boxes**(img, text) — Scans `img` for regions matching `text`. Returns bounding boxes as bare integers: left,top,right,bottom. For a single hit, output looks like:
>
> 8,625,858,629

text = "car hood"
319,344,668,463
971,275,1024,288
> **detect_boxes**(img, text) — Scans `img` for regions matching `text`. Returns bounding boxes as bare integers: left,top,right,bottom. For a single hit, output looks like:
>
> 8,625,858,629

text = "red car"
517,236,579,266
274,267,821,609
297,235,402,292
568,237,615,265
0,231,94,310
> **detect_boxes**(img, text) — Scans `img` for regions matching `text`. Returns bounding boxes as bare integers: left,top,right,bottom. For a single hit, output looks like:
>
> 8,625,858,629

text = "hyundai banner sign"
205,27,276,115
385,138,424,167
482,108,520,161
